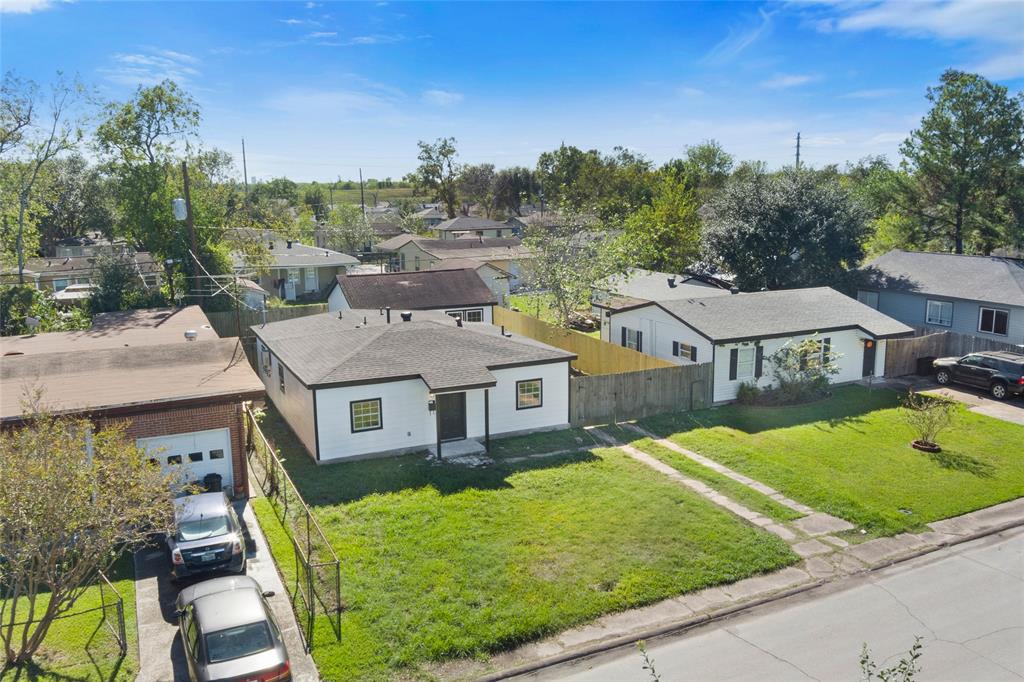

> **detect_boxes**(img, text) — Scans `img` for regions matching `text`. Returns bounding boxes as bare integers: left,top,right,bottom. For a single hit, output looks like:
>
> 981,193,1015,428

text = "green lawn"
253,408,797,680
0,555,138,682
507,293,600,337
640,386,1024,537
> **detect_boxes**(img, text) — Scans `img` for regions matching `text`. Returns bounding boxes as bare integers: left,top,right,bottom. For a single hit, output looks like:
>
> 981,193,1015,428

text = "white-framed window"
414,256,421,271
52,279,69,291
978,307,1009,336
278,364,286,393
287,268,300,285
623,327,640,351
673,341,697,361
446,308,484,323
736,347,756,379
304,268,317,293
516,379,543,410
926,300,953,327
260,344,271,377
350,398,382,432
399,253,407,270
857,291,879,309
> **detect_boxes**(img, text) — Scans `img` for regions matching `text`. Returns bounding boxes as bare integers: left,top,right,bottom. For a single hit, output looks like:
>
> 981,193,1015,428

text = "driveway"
882,376,1024,425
526,527,1024,681
134,499,318,682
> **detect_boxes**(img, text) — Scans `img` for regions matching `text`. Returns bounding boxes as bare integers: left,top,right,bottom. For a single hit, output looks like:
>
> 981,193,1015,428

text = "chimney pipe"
363,316,367,325
667,276,676,288
286,240,293,249
730,286,740,295
400,311,412,322
338,310,343,319
385,306,391,324
456,315,463,327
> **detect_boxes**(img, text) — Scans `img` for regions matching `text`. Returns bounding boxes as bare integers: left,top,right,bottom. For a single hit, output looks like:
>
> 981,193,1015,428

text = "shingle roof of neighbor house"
433,216,507,233
228,230,359,269
417,237,531,261
252,310,575,391
863,249,1024,308
633,287,913,343
593,268,732,310
0,306,264,421
330,269,497,310
0,252,162,283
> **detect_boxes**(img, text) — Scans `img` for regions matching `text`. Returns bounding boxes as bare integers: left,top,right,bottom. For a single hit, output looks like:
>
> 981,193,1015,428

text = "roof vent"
184,329,198,342
455,315,463,327
338,310,343,319
286,240,293,249
268,241,274,250
730,286,740,295
400,311,412,322
667,276,677,288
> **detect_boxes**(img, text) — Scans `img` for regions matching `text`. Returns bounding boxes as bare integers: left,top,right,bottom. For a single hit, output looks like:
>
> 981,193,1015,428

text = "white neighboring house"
607,287,914,403
252,310,576,462
326,269,498,324
230,231,360,301
591,268,733,342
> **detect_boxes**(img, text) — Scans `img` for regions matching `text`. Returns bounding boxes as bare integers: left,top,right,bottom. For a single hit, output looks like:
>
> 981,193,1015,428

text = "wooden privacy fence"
205,304,327,339
570,363,713,426
493,307,674,375
885,329,1022,377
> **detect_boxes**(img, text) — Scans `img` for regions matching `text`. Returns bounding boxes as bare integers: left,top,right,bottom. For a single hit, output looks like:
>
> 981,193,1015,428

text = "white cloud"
100,49,201,86
304,1,319,7
346,34,405,45
703,8,775,63
308,31,337,39
422,89,463,106
0,0,61,13
827,0,1024,79
279,18,305,25
678,86,705,97
760,73,818,89
840,88,900,99
266,88,395,115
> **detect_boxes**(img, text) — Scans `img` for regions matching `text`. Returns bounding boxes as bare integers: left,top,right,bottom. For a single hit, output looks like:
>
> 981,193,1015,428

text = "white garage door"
137,428,233,493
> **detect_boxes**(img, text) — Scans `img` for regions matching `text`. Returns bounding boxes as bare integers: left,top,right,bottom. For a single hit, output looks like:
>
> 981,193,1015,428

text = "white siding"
312,360,571,462
608,306,714,365
441,306,494,324
475,265,511,306
326,285,350,312
712,329,879,402
259,342,317,455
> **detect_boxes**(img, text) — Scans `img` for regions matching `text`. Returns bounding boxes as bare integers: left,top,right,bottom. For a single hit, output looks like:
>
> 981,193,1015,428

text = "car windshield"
205,622,273,663
176,515,230,542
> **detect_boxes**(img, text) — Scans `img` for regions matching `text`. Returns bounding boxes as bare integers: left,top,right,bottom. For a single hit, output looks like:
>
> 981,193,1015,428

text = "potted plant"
900,390,957,453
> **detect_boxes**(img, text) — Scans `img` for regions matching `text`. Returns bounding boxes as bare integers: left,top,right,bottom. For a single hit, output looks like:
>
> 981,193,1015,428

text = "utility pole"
795,132,801,170
181,161,200,302
359,168,366,217
241,138,250,196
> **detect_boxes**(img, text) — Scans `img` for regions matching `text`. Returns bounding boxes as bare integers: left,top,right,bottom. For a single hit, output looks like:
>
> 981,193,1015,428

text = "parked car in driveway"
934,351,1024,400
176,575,291,682
169,492,246,581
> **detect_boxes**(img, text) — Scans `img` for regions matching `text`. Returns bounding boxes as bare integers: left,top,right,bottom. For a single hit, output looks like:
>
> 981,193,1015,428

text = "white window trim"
925,299,953,327
624,327,640,351
736,347,756,380
978,306,1009,336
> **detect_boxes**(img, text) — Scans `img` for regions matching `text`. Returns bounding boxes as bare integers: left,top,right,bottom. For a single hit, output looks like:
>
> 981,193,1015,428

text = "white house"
251,310,576,462
431,216,511,240
230,231,360,301
607,287,914,403
326,269,498,324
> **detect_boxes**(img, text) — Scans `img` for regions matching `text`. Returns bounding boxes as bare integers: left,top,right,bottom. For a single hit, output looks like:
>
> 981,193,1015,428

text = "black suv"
933,351,1024,400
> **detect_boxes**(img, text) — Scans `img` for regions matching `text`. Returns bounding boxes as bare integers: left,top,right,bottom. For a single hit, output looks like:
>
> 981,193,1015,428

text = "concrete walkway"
527,526,1024,681
133,499,318,682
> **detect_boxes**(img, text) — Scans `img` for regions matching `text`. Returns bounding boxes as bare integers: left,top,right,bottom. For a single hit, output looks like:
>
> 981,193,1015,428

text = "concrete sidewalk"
474,497,1024,680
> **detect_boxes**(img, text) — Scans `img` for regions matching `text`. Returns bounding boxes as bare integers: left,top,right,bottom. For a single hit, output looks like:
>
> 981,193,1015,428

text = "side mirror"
262,590,276,598
175,608,185,619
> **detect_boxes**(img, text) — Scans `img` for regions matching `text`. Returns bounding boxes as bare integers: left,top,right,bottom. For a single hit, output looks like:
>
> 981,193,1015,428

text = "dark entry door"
437,392,467,441
862,340,877,377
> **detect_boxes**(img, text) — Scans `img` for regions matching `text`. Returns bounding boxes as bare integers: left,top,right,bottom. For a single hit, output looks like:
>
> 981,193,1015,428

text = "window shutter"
755,345,764,378
621,327,627,347
799,350,807,371
690,346,698,362
729,348,738,380
672,341,679,357
637,331,643,353
822,337,831,364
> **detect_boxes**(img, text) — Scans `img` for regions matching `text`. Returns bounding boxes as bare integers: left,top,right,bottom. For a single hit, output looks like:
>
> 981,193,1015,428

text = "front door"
437,392,466,441
862,339,876,377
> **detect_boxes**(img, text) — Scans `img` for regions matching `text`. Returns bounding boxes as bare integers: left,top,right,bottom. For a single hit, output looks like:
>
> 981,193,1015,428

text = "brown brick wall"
99,402,249,496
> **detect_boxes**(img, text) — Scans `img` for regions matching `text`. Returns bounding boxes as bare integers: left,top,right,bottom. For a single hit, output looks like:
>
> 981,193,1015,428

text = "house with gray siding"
858,250,1024,346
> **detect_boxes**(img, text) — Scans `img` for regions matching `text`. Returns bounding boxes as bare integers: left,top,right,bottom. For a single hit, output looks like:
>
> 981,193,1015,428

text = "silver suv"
168,492,246,582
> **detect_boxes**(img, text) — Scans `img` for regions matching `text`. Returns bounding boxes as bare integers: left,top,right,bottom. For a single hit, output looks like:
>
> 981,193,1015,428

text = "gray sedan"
176,575,291,682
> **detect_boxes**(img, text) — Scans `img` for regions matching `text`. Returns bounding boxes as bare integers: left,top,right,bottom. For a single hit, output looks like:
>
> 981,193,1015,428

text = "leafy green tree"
410,137,461,218
899,70,1024,254
622,174,701,272
703,168,868,290
493,166,534,217
662,139,734,196
0,285,90,336
456,163,496,216
303,182,328,221
535,144,655,223
251,177,299,206
323,203,375,253
89,252,166,313
35,154,115,253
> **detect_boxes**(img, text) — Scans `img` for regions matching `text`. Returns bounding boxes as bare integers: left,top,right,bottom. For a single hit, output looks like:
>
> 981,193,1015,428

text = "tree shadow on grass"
925,450,996,478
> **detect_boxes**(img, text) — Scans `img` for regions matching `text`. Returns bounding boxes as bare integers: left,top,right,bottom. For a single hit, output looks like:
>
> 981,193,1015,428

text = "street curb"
478,516,1024,681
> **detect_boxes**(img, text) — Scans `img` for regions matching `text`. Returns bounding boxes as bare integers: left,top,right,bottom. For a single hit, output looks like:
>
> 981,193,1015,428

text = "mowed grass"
0,554,138,682
508,293,600,337
253,408,797,680
640,386,1024,537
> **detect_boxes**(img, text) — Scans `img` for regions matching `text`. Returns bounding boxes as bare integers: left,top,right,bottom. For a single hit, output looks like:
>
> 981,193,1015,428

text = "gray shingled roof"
228,230,359,268
434,216,508,232
330,269,497,309
251,310,574,390
862,250,1024,307
643,287,913,342
594,268,732,309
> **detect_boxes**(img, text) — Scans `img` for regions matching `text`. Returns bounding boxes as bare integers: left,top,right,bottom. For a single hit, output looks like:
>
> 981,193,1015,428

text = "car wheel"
936,369,951,385
990,382,1008,400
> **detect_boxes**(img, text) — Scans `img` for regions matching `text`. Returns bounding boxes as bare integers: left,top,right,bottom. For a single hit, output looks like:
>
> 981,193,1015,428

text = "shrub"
768,336,840,404
736,381,761,405
900,391,957,446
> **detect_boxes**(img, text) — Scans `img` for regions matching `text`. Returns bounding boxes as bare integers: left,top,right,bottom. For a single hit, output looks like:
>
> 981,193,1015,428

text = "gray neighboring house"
858,250,1024,346
231,232,360,302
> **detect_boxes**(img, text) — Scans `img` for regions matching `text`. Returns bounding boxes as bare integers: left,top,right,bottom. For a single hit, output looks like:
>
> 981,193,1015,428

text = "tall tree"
492,166,534,217
456,163,495,216
622,174,702,272
322,203,375,253
303,182,328,221
662,139,734,195
535,144,655,223
703,168,868,291
0,404,175,668
900,70,1024,254
410,137,460,218
35,154,115,253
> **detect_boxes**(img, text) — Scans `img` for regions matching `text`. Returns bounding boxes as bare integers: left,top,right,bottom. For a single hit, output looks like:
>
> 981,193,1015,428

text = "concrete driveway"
528,527,1024,681
922,383,1024,425
134,499,318,682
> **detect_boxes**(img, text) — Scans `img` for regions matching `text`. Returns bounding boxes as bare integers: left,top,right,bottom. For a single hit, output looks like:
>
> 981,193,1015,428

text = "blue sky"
3,0,1022,181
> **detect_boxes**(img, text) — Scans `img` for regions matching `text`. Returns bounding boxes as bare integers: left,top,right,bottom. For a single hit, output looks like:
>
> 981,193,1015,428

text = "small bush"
900,391,957,446
736,381,761,405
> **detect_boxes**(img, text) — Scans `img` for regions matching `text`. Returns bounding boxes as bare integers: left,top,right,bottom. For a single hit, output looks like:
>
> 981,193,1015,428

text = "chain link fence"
245,407,342,650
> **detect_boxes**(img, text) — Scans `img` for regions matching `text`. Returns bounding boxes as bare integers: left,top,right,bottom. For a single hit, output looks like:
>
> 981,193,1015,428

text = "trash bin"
916,356,937,376
203,472,223,493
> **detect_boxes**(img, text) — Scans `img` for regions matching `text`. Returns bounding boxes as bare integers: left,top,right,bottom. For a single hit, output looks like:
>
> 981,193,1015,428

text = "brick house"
0,306,264,496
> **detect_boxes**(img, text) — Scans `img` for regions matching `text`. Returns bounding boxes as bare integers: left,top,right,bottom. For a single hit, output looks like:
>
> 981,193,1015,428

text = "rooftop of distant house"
433,216,509,233
330,269,497,310
862,249,1024,308
228,230,359,269
594,268,733,310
